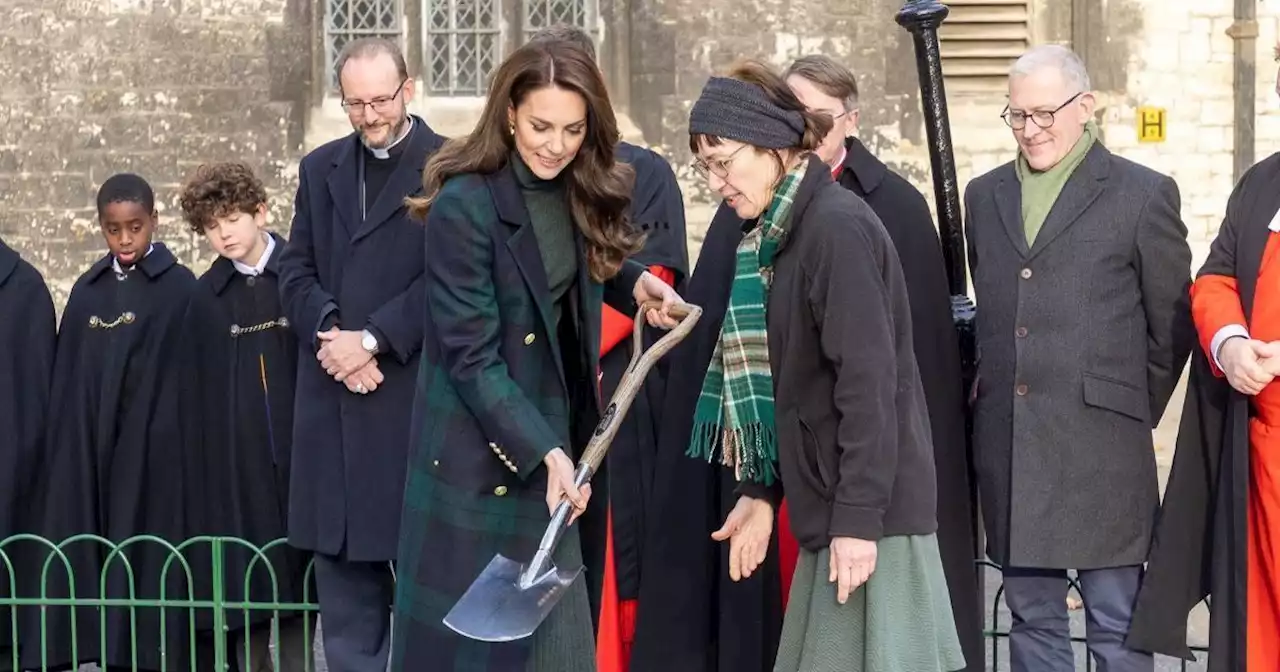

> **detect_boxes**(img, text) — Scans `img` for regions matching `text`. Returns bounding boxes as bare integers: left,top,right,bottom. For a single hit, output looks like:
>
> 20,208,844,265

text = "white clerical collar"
363,116,415,160
1269,205,1280,232
232,233,276,277
113,243,155,278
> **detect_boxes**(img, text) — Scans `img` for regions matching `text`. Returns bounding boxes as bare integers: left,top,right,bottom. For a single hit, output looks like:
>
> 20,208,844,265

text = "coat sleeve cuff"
314,302,339,348
604,259,646,314
735,479,783,508
1209,324,1248,374
828,503,885,542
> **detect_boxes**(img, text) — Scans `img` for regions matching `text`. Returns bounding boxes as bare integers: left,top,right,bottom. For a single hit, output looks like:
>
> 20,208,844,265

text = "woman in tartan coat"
389,40,683,672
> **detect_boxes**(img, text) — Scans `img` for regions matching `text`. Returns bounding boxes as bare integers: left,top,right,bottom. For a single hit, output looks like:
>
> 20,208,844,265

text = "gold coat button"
494,485,508,496
524,333,536,345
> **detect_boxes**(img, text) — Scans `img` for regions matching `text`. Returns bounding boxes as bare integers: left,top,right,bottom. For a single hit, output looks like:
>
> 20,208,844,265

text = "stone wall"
0,0,311,313
882,0,1280,277
10,0,1279,311
1092,1,1280,270
626,0,925,207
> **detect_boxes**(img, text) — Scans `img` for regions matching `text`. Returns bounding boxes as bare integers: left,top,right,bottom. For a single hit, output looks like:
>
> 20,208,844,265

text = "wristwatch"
361,329,380,355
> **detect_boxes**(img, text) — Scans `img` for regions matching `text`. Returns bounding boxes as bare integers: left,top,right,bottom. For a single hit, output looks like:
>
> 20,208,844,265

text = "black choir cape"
20,242,197,671
1125,152,1280,671
0,239,56,661
837,137,983,670
581,141,691,618
178,233,309,639
630,203,784,672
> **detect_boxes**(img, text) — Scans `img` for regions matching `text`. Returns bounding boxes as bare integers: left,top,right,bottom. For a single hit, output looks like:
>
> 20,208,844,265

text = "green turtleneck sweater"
511,153,578,329
1015,120,1098,245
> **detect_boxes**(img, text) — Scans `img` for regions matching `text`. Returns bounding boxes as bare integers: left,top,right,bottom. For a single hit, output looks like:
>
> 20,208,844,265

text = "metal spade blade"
442,552,583,642
441,301,703,642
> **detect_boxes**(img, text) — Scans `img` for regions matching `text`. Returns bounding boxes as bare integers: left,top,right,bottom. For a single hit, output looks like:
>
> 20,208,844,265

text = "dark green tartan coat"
391,161,645,671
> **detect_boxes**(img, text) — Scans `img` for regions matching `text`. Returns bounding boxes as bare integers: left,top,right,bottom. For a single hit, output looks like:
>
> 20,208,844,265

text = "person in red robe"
1126,145,1280,669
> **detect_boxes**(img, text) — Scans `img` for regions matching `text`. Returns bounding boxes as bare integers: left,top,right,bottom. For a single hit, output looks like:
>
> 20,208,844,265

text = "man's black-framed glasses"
1001,92,1083,130
341,79,408,116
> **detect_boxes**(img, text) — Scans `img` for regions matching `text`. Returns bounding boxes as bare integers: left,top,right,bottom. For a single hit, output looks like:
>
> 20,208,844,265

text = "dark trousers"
313,554,395,672
1003,565,1153,672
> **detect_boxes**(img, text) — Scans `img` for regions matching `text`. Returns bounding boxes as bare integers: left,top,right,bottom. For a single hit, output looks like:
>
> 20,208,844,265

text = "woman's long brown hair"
406,41,641,282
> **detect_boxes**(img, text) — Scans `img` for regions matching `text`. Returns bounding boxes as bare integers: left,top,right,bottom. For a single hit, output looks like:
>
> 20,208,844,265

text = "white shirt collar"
231,233,276,276
831,144,848,174
112,243,155,278
1269,205,1280,232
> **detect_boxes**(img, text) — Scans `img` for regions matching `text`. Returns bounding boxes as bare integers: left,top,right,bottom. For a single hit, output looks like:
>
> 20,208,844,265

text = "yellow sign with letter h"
1137,107,1166,143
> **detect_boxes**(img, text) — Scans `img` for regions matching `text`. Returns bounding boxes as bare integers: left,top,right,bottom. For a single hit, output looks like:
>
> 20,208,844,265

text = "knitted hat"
688,76,806,149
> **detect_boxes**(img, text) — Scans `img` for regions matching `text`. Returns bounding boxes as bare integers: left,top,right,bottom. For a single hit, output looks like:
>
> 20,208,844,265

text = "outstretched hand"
712,496,774,582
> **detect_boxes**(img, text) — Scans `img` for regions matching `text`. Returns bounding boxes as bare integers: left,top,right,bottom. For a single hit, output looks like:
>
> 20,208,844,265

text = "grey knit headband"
688,76,806,149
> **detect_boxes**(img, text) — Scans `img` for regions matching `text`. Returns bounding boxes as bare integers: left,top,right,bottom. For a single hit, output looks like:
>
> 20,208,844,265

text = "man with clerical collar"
277,36,445,672
783,53,985,672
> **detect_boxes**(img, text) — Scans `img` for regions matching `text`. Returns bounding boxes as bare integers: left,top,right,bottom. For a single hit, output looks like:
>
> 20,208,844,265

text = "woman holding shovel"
388,40,684,672
633,61,966,672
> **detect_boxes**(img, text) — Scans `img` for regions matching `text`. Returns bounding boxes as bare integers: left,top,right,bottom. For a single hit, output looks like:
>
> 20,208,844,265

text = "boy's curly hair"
178,162,268,235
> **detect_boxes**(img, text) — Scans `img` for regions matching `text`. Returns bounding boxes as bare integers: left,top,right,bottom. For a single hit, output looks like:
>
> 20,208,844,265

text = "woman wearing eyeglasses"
632,60,965,672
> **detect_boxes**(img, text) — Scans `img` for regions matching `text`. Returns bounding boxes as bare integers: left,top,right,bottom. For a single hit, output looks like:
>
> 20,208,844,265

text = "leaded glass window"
325,0,405,91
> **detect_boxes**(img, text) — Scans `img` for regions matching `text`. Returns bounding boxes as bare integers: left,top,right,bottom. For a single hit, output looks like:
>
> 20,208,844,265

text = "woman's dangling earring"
509,123,516,136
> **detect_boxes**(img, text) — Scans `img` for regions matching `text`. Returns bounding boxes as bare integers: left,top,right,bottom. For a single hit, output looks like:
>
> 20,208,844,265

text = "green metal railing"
978,560,1210,670
0,535,1217,671
0,534,318,672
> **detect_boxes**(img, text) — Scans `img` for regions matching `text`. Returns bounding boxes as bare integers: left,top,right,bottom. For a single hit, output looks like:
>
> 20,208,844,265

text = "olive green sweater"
511,153,578,328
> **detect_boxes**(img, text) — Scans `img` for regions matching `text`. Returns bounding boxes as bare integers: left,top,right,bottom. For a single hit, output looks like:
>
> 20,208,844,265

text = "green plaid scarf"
687,158,809,485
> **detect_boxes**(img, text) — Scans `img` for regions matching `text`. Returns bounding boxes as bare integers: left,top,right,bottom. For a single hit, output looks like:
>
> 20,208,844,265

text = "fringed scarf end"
685,421,779,486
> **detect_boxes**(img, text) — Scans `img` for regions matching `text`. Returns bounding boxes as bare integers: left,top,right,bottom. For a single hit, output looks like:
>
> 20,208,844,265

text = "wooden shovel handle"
527,301,701,579
573,300,702,482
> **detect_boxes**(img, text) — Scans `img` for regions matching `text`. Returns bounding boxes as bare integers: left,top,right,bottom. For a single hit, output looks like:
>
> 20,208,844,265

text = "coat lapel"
326,137,360,238
838,137,886,197
1027,143,1110,260
352,118,440,244
486,164,569,397
575,232,603,411
994,171,1029,258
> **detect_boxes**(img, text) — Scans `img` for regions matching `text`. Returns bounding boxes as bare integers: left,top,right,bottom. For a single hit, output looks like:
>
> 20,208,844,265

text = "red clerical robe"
1127,152,1280,671
1191,226,1280,669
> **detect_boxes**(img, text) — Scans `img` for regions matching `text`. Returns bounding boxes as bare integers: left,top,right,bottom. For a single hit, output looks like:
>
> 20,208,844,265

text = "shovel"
443,300,703,642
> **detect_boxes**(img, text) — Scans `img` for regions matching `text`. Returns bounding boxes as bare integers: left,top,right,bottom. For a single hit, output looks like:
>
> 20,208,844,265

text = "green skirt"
774,533,967,672
526,525,595,672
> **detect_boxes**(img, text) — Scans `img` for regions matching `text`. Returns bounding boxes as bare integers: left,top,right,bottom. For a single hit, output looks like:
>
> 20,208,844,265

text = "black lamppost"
895,0,984,614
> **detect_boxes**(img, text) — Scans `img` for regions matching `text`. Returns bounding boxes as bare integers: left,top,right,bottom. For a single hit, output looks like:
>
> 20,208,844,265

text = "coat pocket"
793,412,835,498
1081,371,1150,423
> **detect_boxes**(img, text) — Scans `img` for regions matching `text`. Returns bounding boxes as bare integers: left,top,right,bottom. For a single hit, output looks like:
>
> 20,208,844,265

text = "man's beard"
358,111,408,149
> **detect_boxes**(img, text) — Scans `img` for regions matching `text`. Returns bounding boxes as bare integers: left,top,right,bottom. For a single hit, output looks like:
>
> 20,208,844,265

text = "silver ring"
356,383,366,394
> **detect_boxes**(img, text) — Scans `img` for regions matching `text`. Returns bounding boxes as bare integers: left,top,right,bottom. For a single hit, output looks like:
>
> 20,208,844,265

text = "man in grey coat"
963,45,1193,671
